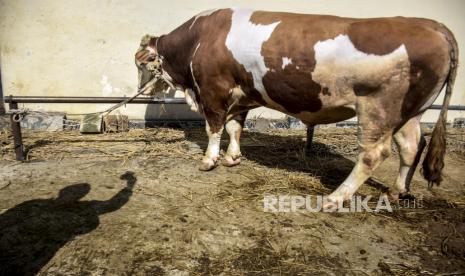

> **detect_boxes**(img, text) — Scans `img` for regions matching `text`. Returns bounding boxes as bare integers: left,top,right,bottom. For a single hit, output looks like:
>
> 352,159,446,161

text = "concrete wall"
1,0,464,123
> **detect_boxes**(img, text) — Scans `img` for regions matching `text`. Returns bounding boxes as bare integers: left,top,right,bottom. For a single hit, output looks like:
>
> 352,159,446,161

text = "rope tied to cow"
4,73,168,123
5,108,82,130
136,34,178,95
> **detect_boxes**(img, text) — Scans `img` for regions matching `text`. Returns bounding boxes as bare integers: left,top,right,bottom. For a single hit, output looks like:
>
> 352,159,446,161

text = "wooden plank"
103,115,129,133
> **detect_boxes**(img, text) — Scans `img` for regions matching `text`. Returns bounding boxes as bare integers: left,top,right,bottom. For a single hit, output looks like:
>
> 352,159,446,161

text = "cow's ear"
136,34,157,66
140,34,155,47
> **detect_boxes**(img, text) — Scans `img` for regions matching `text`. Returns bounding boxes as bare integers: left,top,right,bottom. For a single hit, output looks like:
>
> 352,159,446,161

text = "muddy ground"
0,126,464,275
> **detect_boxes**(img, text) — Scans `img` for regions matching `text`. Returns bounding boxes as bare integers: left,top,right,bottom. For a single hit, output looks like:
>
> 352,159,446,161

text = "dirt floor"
0,126,464,275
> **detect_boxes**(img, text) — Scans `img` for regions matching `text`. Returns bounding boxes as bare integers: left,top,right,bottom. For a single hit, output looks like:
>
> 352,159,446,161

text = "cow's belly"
293,105,356,125
262,104,356,125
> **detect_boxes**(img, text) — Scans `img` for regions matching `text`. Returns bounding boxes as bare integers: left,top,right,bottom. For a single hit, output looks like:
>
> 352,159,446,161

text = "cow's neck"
156,25,199,89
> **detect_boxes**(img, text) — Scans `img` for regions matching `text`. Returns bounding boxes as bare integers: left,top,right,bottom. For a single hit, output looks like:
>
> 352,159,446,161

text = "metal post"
0,68,5,115
9,99,24,161
305,125,315,156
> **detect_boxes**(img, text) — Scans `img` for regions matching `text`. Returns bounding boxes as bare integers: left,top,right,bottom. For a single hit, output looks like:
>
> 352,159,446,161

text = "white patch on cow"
185,88,199,112
190,43,201,94
189,62,200,91
312,34,409,96
225,8,282,109
395,166,410,193
206,124,222,157
201,123,223,169
393,115,422,193
189,63,201,112
190,9,218,29
281,57,292,69
225,119,242,160
146,46,156,55
229,85,246,101
187,42,202,112
193,42,201,57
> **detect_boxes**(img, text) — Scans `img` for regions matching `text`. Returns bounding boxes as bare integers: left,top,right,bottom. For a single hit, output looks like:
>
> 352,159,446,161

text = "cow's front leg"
200,122,224,171
223,112,248,167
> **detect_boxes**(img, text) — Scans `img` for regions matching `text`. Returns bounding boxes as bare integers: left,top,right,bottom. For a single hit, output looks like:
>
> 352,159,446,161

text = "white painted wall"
0,0,464,122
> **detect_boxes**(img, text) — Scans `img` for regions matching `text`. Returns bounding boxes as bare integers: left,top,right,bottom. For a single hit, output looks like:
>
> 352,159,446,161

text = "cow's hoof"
388,190,414,202
323,196,344,211
199,158,217,171
387,191,400,202
222,155,241,167
399,193,415,200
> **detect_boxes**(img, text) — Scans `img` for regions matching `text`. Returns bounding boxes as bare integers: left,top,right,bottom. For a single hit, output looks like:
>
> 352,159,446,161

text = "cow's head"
134,35,168,95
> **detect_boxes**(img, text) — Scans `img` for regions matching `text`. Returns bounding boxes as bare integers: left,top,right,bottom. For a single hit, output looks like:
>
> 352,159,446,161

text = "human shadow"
183,128,356,190
0,171,137,276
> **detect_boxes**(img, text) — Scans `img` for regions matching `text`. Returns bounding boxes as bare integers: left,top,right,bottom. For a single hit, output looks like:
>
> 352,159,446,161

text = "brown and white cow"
135,8,458,205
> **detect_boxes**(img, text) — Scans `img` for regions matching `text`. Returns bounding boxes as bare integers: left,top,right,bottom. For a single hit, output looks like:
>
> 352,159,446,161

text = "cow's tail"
422,26,459,188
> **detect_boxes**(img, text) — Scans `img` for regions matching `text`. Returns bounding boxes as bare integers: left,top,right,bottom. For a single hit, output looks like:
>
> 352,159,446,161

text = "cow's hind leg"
223,111,248,167
327,129,393,205
392,115,426,198
326,93,405,206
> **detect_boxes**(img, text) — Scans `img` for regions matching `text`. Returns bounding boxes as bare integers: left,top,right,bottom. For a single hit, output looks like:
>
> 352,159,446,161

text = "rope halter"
137,35,176,95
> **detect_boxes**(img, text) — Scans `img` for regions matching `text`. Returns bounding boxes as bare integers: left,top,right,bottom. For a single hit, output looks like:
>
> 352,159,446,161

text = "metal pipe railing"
3,95,187,104
3,96,465,110
0,69,5,115
430,104,465,111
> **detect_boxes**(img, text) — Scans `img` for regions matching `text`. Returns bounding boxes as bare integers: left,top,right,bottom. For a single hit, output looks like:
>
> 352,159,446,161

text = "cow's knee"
362,143,391,171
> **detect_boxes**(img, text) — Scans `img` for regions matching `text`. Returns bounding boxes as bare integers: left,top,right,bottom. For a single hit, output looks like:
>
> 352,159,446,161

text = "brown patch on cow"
249,12,353,114
348,18,450,120
261,71,323,113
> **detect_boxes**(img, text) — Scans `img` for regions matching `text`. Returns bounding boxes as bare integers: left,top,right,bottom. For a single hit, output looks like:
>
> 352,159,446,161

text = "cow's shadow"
183,128,357,190
0,171,137,276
